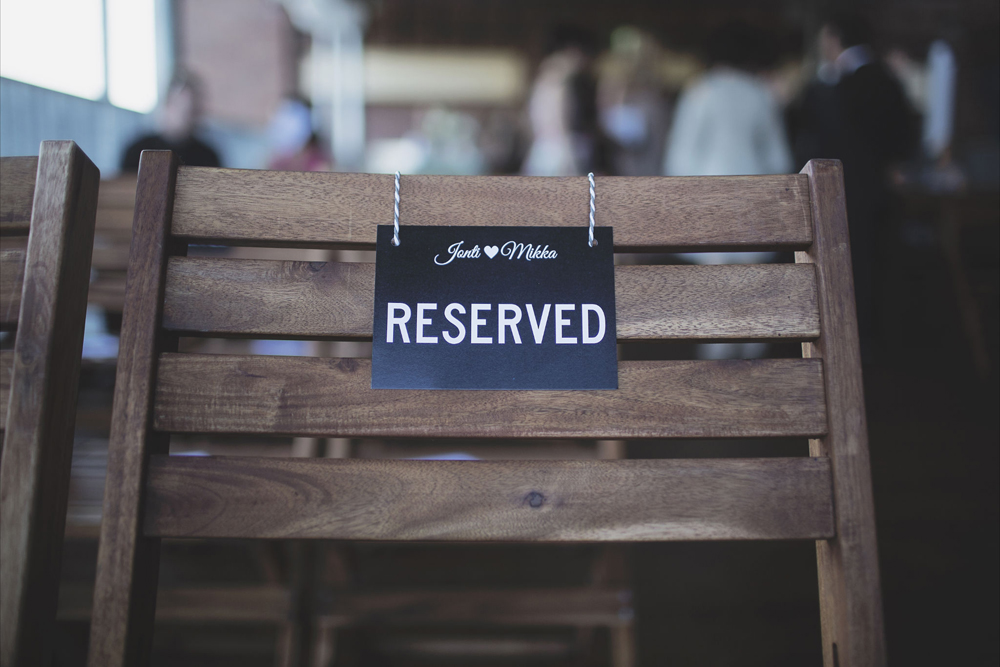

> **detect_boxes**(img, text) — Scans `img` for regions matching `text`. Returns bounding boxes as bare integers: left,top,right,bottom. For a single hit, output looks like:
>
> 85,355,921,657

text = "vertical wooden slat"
798,159,886,667
0,142,99,667
88,151,180,667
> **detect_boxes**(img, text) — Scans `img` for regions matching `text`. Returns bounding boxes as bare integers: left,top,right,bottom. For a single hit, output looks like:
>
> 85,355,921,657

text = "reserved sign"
371,225,617,390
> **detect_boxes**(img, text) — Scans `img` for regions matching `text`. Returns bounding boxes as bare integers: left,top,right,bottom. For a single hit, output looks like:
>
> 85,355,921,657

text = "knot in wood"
525,491,546,508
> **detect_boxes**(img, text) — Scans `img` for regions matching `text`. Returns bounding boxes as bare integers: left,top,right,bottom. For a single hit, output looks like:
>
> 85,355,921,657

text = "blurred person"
480,110,525,175
663,20,792,179
523,25,606,176
791,12,919,356
599,26,671,176
885,47,928,118
663,21,793,359
121,71,221,171
417,107,486,175
267,96,332,172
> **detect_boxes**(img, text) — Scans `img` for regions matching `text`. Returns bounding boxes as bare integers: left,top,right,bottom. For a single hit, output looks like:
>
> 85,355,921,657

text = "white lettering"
416,303,438,343
434,241,481,266
385,302,599,345
526,304,551,344
387,303,411,343
499,241,558,261
582,304,606,344
471,303,492,344
501,241,527,260
555,304,576,344
443,303,466,344
498,304,523,344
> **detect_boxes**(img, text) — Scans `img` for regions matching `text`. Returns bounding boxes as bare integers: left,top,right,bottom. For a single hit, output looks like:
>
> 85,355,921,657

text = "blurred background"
1,0,997,665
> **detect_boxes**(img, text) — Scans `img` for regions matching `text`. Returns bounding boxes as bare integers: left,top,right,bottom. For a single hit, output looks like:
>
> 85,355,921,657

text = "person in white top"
664,69,791,179
523,26,603,177
663,21,793,358
664,21,792,267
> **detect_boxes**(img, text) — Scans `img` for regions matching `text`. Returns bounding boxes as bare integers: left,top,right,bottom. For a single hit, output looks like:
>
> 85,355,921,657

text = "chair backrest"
89,175,137,314
89,151,885,667
0,141,100,666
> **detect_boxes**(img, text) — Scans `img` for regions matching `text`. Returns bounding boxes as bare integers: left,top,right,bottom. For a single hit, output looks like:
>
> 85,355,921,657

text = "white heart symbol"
484,245,499,259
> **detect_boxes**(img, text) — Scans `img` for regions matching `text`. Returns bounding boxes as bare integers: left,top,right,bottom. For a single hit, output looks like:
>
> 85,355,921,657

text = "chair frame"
1,141,100,666
88,151,885,666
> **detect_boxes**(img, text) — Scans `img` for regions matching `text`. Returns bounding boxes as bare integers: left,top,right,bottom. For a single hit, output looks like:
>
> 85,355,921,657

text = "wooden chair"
312,440,634,666
88,151,885,667
89,176,137,318
0,141,100,666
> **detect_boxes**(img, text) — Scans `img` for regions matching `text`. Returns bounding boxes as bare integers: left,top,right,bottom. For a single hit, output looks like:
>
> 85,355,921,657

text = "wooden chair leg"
596,440,633,667
292,437,321,458
311,619,337,667
275,622,296,667
290,541,320,667
800,160,886,667
87,151,181,667
940,201,990,376
325,437,352,459
610,624,635,667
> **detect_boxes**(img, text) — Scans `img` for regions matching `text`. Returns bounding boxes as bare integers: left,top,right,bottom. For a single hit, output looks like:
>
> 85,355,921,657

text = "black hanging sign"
371,225,618,390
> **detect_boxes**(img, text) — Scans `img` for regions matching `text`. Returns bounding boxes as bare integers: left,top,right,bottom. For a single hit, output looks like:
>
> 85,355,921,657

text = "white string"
588,172,597,247
392,171,401,246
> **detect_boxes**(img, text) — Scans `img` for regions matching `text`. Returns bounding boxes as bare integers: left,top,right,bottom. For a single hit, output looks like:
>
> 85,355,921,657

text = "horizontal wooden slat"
321,587,632,627
87,273,127,312
170,169,813,250
0,156,37,234
58,584,290,623
0,349,12,430
59,584,629,626
154,354,826,439
91,245,131,271
143,456,835,540
1,248,25,329
96,177,137,210
162,258,820,342
379,637,571,658
95,208,134,233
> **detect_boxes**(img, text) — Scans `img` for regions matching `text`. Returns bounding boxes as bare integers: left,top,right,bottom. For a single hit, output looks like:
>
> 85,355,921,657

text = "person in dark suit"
120,71,221,171
791,12,919,356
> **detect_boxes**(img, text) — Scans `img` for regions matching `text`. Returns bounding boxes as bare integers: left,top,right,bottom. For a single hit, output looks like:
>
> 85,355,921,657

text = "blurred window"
0,0,159,113
105,0,158,113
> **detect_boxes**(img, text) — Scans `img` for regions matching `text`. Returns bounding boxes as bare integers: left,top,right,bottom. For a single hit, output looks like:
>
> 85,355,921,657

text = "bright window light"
0,0,106,100
106,0,158,113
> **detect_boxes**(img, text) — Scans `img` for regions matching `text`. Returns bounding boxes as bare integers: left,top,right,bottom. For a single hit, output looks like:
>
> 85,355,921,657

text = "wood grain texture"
170,169,813,251
153,355,828,439
0,350,10,433
88,177,138,315
0,248,25,330
798,160,886,667
319,587,632,627
0,156,37,234
144,456,835,541
89,151,180,667
60,584,290,623
162,258,820,342
0,142,99,667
